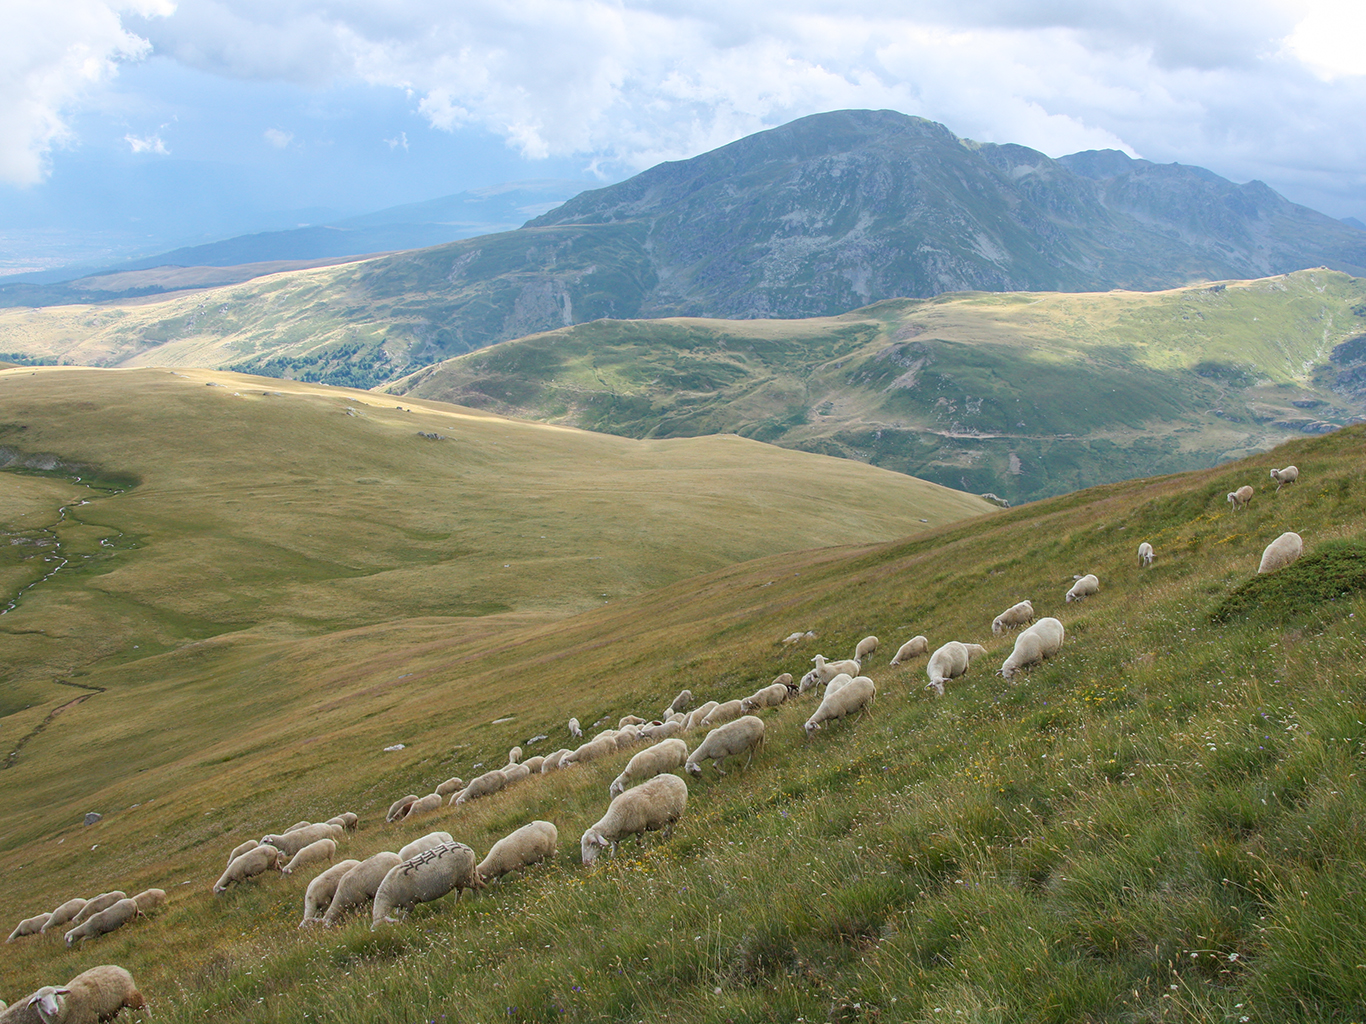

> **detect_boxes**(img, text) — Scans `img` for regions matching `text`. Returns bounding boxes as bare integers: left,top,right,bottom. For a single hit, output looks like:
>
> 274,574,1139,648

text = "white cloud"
1287,0,1366,78
0,0,174,185
124,131,168,153
263,126,293,148
384,130,407,150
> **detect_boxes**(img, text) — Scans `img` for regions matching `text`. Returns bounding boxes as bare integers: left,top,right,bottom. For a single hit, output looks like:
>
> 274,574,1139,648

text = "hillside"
385,269,1366,503
0,381,1363,1021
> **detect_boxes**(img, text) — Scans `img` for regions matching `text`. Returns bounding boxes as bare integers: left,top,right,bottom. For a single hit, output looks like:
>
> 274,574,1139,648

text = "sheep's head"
804,720,821,738
684,760,702,777
29,986,69,1021
580,829,608,865
609,779,624,798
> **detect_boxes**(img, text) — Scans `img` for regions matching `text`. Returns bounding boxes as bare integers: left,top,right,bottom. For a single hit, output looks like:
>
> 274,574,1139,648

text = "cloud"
1287,0,1366,78
263,126,293,148
0,0,173,185
124,131,168,153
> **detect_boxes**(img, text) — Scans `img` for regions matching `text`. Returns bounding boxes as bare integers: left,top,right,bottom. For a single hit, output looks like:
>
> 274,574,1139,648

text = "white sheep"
1138,542,1154,567
477,820,558,884
262,823,343,857
1000,617,1065,680
68,892,126,926
372,841,481,928
452,769,508,805
640,720,684,742
925,642,988,695
39,899,87,935
522,755,545,773
281,838,337,876
560,734,616,768
435,777,465,798
799,655,862,693
853,636,878,664
772,672,796,693
321,852,402,926
1065,574,1100,603
740,683,789,712
617,716,646,729
398,832,454,862
1227,485,1254,510
387,795,420,822
502,763,532,785
23,965,145,1024
300,859,362,927
400,793,444,819
6,914,50,942
610,738,688,798
63,899,139,947
665,689,693,715
282,820,313,834
824,672,854,695
225,840,259,866
700,700,745,729
991,600,1035,636
540,749,571,772
326,812,359,831
213,845,281,894
889,636,929,666
804,675,876,736
683,701,719,730
1270,465,1299,491
568,717,582,739
580,774,688,865
507,745,523,764
685,716,765,776
131,889,165,915
1258,532,1304,574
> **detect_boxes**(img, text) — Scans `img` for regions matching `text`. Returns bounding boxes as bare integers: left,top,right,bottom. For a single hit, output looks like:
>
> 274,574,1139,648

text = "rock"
84,812,102,826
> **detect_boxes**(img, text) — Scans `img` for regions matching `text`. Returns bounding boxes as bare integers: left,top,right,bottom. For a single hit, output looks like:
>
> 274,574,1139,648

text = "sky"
2,0,1365,272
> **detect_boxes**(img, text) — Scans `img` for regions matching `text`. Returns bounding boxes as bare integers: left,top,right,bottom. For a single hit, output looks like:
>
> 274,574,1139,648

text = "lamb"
214,845,281,893
68,893,126,926
321,852,402,926
299,859,361,927
23,965,144,1024
889,636,929,666
6,914,50,942
1138,542,1155,567
130,889,165,914
1000,617,1065,680
991,600,1035,636
226,839,259,865
400,794,443,820
805,675,876,736
64,898,138,946
477,821,558,884
326,812,359,831
435,777,465,798
386,795,420,822
610,738,688,798
40,899,87,935
580,773,688,865
507,745,523,764
398,832,454,862
685,716,765,776
568,717,582,739
1227,485,1254,510
925,642,988,695
452,769,507,805
280,838,337,876
665,689,693,715
740,683,789,712
262,823,343,857
372,841,481,928
1270,465,1299,491
700,700,744,728
1258,531,1304,574
1065,574,1100,603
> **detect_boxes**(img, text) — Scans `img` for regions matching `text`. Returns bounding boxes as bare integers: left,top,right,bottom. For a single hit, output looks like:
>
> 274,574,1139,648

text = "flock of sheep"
0,464,1309,1021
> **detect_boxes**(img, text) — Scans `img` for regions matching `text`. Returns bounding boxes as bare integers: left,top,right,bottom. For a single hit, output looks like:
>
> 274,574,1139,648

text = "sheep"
618,715,646,729
23,965,144,1024
1000,617,1066,681
68,892,126,926
226,839,259,866
740,683,789,712
283,820,313,833
387,795,420,822
522,755,545,773
701,700,745,729
400,794,443,820
477,821,558,884
853,636,878,664
64,898,138,946
685,716,765,777
507,746,523,765
805,675,876,737
613,725,643,749
610,738,688,798
1270,465,1299,491
580,774,688,865
452,769,507,805
399,832,454,862
665,689,693,715
435,777,465,798
214,845,281,893
540,749,570,773
772,672,796,693
6,914,50,942
799,655,862,693
262,823,343,857
40,899,87,935
1138,542,1154,567
502,763,532,785
561,734,616,768
299,859,362,927
889,636,929,666
1065,574,1100,603
1227,485,1254,510
991,600,1035,636
321,852,402,926
683,701,719,730
372,841,481,928
1258,532,1304,574
568,717,582,739
281,838,337,876
640,720,684,741
926,642,988,695
326,812,359,831
824,672,854,696
130,889,165,915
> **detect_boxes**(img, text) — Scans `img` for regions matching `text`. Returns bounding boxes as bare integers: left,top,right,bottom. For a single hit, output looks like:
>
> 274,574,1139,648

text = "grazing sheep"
805,675,876,737
282,820,313,834
281,838,337,876
398,832,454,862
540,749,571,773
618,716,646,729
683,701,719,731
701,700,745,729
580,774,688,865
1000,618,1066,680
506,746,523,765
1270,465,1299,491
387,795,420,822
889,636,929,666
321,852,402,926
300,859,362,927
824,672,854,696
372,841,481,928
477,821,558,884
400,794,443,820
6,914,50,942
502,763,532,785
130,889,165,914
772,672,796,693
64,898,138,946
665,689,693,715
926,642,988,695
610,738,688,798
568,717,582,739
326,812,359,831
741,683,789,712
68,893,126,926
1258,532,1304,574
1138,542,1155,567
24,965,145,1024
1227,485,1254,510
262,823,343,857
799,655,862,693
1065,574,1100,603
435,777,465,798
641,720,684,742
853,636,879,664
452,769,508,805
561,734,617,768
226,840,259,866
685,716,765,777
522,755,545,773
40,900,87,935
991,600,1035,636
214,845,281,894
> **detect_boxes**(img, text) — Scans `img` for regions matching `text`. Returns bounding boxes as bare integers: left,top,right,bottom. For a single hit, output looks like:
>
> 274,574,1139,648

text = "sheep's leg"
714,757,728,776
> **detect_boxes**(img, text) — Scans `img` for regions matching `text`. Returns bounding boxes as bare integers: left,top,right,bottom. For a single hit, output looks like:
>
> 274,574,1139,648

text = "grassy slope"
0,408,1362,1021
